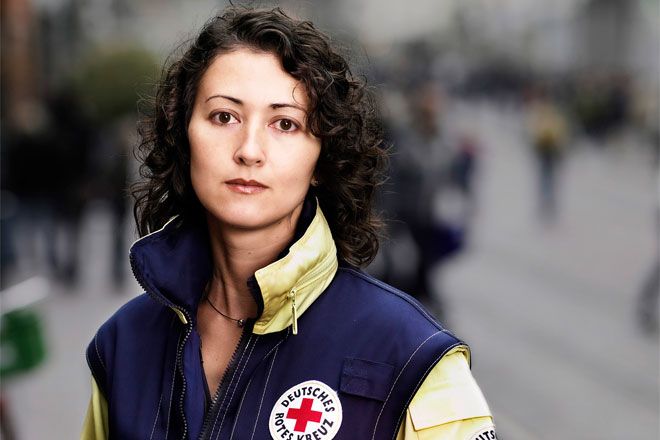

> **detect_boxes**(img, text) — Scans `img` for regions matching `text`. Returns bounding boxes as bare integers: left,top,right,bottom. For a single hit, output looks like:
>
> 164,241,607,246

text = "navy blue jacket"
86,200,465,439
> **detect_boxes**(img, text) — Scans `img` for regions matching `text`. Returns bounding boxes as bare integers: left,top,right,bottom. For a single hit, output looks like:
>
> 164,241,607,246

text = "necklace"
206,297,246,327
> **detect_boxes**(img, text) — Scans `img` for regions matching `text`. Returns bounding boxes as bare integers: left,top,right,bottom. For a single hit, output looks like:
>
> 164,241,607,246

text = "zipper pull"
288,288,298,335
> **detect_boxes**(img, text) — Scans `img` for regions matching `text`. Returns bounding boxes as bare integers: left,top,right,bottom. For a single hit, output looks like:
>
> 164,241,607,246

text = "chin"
201,193,305,232
208,206,280,231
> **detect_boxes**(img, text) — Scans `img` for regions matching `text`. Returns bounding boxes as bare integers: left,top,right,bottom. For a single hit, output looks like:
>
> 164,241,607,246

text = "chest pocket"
339,358,395,401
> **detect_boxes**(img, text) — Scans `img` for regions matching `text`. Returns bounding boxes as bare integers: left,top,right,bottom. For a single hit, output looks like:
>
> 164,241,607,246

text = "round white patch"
269,380,342,440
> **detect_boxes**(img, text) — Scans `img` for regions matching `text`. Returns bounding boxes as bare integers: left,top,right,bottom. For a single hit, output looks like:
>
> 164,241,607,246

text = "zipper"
197,320,253,440
129,251,192,439
174,316,193,439
287,288,298,335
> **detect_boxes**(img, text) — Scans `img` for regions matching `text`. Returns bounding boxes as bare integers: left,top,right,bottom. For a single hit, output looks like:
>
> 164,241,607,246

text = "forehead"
197,48,309,108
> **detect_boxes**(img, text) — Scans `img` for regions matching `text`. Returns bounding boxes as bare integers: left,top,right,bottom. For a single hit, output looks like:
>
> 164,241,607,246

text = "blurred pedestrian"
3,102,57,280
450,132,480,222
638,254,659,334
528,92,569,223
637,141,659,335
3,91,92,286
380,81,468,319
88,120,131,287
46,88,94,285
81,8,495,439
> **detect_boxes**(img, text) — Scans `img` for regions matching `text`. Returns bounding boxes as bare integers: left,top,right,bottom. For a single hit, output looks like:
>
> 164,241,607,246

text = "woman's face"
188,48,321,234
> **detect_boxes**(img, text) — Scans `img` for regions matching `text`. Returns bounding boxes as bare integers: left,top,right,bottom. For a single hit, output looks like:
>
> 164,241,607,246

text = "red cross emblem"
286,398,323,432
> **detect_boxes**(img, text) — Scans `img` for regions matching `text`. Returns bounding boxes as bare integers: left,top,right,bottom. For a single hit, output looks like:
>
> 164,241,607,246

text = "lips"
225,178,268,194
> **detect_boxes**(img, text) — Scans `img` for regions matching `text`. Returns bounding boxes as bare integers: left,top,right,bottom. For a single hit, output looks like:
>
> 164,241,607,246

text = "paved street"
440,101,659,439
2,101,658,439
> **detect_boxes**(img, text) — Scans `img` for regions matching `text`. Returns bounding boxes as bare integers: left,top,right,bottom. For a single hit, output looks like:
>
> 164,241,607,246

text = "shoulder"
329,268,478,437
334,266,448,332
328,266,464,357
85,293,174,392
92,293,169,340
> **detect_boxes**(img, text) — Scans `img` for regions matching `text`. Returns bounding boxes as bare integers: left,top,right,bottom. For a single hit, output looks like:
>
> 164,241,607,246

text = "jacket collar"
129,197,338,335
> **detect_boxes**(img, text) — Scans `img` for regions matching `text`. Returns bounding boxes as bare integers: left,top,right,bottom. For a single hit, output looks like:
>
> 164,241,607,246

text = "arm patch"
467,425,498,440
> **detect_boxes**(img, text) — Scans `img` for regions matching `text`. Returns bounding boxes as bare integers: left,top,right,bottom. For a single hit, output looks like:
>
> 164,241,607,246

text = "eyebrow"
205,94,306,112
206,94,241,104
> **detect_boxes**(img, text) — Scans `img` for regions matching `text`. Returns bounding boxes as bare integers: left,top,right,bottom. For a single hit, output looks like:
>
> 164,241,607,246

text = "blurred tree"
71,45,158,122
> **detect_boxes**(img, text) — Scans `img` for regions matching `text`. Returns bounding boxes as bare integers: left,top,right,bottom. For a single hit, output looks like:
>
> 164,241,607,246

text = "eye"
272,118,299,133
212,111,238,125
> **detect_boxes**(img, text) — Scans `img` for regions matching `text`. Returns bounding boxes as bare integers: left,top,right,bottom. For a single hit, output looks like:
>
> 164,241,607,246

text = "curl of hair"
133,7,388,267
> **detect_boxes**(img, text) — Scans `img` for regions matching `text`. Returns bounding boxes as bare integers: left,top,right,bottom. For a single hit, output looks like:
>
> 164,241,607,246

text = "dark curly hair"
133,7,387,267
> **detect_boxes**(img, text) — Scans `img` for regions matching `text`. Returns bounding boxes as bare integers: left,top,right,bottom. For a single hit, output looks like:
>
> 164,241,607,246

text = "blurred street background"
1,0,658,439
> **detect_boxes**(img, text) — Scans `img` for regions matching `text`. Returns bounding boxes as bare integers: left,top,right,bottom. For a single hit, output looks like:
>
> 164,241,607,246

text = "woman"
82,7,495,440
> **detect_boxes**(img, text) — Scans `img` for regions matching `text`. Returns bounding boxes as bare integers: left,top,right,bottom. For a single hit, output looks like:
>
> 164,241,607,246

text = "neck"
204,213,300,320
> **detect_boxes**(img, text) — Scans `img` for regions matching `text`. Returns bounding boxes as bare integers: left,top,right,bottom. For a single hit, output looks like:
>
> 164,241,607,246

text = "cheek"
189,133,222,178
188,121,217,163
189,162,204,201
299,141,321,176
188,146,218,198
188,147,205,183
289,153,319,186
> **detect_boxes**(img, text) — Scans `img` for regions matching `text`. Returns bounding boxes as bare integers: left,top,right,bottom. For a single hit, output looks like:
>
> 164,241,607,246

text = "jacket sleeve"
396,346,496,439
81,377,109,440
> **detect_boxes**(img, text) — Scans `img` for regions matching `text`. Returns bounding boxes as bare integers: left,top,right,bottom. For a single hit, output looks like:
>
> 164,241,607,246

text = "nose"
234,121,265,166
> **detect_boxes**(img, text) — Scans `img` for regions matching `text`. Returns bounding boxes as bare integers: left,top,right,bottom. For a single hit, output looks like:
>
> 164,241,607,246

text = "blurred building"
7,0,657,98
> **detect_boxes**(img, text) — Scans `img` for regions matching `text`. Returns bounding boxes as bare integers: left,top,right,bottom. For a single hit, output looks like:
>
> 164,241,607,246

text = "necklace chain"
205,293,247,328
